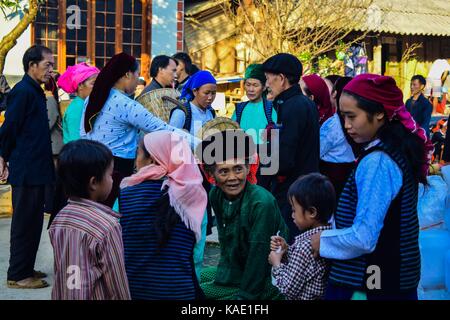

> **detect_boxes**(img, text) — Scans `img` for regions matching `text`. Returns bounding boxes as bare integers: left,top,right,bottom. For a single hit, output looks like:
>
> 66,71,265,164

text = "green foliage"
297,52,342,77
0,0,22,19
0,0,44,19
317,55,341,77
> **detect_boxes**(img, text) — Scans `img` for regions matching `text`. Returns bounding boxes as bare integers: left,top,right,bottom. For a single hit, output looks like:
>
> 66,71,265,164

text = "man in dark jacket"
262,53,320,241
406,75,433,137
139,55,177,97
0,45,55,289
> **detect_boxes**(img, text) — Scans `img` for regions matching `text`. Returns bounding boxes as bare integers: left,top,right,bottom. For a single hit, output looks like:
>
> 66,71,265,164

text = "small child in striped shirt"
49,140,130,300
268,173,334,300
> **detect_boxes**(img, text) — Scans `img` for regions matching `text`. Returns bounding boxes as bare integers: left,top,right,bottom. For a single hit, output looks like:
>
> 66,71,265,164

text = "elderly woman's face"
212,160,249,200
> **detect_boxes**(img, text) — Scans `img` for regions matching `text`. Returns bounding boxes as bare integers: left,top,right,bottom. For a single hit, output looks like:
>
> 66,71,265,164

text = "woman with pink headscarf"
57,63,99,143
118,131,207,300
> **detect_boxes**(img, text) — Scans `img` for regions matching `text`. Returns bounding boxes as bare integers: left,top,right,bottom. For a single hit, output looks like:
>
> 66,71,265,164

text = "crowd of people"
0,44,448,300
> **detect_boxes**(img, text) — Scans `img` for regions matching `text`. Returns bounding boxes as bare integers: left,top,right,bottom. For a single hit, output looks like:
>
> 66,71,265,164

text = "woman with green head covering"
232,64,277,190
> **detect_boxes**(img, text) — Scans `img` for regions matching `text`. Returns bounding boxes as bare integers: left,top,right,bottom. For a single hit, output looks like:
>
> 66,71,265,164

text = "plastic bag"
418,175,448,229
419,230,450,290
440,166,450,230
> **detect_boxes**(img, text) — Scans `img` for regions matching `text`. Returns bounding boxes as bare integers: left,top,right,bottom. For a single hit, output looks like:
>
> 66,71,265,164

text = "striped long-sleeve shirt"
49,198,130,300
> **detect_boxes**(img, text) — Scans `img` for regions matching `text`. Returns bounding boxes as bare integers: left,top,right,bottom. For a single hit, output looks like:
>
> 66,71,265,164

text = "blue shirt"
320,140,403,260
169,102,215,136
80,88,198,159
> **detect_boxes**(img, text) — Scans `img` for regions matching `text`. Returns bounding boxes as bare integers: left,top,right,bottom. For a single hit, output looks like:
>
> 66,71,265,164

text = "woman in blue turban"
169,70,217,135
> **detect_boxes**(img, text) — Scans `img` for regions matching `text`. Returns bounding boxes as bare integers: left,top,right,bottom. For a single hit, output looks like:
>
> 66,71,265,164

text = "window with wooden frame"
66,0,88,67
95,0,116,68
34,0,59,67
33,0,151,72
122,0,142,65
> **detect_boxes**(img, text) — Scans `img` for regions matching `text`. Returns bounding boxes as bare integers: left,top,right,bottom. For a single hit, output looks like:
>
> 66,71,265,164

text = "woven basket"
196,117,240,140
136,88,183,123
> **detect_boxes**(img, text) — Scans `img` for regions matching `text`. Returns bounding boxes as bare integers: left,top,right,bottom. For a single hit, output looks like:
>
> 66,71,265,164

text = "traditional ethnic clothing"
169,71,217,135
232,100,277,145
201,182,288,300
180,70,216,102
232,64,277,189
244,63,266,85
119,180,203,300
320,74,430,300
262,53,302,77
57,62,99,95
57,63,99,144
119,131,207,299
120,131,207,241
197,130,288,300
232,64,277,145
319,76,359,198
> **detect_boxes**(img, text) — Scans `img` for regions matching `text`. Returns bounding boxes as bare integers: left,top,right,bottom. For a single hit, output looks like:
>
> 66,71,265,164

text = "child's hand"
270,235,287,253
268,250,283,267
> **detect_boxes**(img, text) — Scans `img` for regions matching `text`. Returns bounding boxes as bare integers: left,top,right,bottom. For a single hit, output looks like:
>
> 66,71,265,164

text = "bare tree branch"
216,0,380,68
401,42,423,63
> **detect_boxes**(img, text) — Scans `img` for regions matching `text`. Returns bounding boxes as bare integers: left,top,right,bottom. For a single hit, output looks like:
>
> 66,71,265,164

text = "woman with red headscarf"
310,74,433,300
300,74,334,125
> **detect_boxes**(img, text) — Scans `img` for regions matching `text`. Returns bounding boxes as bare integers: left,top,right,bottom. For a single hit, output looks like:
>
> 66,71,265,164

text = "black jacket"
273,84,320,182
139,79,164,97
0,74,54,186
405,94,432,137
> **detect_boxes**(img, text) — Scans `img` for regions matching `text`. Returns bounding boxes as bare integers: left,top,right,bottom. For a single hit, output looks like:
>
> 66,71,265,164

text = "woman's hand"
311,231,322,259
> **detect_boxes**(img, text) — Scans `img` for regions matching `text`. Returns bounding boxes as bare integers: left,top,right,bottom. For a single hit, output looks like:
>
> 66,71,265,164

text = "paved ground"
0,216,220,300
0,216,53,300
